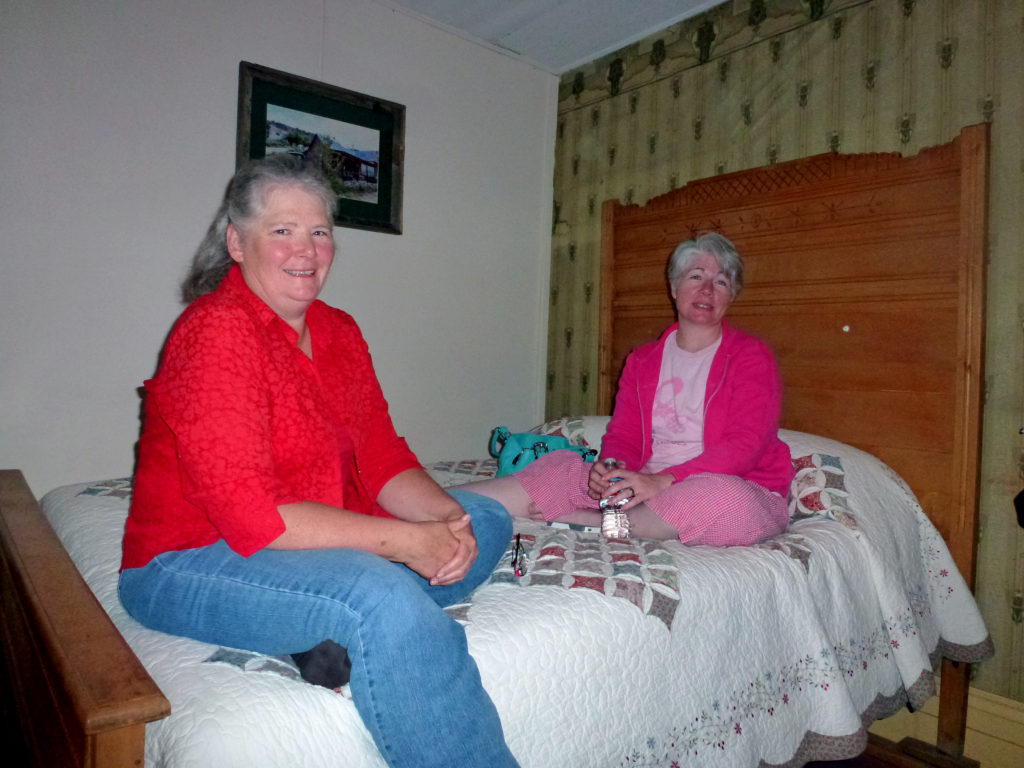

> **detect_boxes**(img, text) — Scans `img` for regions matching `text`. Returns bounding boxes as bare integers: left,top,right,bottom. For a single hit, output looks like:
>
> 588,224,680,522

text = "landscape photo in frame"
237,61,404,234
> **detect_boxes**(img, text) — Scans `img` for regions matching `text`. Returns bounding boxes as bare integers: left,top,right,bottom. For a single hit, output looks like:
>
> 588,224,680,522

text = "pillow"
788,452,854,525
530,416,610,453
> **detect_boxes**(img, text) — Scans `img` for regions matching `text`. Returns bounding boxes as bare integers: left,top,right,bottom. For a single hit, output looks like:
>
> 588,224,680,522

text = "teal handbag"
489,426,597,477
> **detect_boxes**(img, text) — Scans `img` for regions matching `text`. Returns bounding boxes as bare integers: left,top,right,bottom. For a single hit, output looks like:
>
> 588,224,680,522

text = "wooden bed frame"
0,125,986,768
0,470,170,766
599,123,988,766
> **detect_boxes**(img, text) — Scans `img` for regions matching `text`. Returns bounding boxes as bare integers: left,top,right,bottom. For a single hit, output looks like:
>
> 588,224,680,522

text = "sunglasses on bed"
511,533,527,578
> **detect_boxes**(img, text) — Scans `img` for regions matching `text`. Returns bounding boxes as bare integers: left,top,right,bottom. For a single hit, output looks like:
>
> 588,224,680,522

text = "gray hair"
181,155,337,303
667,232,744,300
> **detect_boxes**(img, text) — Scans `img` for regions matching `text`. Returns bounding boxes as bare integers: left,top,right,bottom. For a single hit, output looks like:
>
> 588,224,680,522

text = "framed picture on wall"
236,61,404,235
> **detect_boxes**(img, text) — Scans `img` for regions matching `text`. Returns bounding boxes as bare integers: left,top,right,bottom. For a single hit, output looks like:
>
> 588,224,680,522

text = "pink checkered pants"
515,451,788,546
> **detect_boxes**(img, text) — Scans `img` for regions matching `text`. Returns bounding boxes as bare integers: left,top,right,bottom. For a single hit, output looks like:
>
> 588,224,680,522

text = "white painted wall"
0,0,558,495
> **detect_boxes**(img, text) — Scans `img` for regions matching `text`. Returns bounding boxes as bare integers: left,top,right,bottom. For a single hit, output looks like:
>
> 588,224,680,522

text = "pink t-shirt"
643,332,721,473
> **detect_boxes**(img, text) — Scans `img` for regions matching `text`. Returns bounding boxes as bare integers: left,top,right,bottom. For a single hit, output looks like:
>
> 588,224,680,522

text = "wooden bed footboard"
0,469,169,768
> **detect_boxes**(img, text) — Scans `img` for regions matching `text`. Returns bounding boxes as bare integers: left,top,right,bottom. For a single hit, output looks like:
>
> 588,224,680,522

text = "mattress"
39,428,992,767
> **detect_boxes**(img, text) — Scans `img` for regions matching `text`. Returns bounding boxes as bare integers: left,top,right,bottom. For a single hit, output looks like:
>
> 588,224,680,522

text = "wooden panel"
1,541,82,766
599,124,989,761
0,469,170,768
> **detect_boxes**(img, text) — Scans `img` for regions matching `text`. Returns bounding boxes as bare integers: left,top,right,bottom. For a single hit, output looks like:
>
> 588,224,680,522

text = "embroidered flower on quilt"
622,620,899,766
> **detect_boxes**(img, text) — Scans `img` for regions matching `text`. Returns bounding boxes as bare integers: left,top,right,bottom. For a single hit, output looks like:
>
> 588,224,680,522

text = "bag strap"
489,426,511,458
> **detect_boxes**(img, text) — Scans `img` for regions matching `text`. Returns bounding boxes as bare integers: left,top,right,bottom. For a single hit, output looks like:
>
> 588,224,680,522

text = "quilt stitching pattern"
788,453,857,531
426,458,497,483
622,620,911,766
449,530,682,629
204,648,301,680
76,477,133,498
753,533,814,572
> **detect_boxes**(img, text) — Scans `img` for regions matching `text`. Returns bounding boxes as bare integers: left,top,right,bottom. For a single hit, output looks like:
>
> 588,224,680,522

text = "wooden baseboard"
869,683,1024,768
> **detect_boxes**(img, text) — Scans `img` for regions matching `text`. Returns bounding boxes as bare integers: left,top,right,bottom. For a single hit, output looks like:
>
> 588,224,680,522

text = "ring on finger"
611,487,634,509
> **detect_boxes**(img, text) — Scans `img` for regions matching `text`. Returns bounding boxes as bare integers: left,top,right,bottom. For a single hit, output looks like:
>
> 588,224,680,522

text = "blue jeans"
119,490,518,768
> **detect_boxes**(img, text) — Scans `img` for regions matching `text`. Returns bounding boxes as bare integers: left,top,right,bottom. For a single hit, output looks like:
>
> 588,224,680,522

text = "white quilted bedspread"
40,430,991,768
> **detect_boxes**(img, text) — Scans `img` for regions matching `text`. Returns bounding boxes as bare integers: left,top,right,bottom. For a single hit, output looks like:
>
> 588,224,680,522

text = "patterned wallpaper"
547,0,1023,700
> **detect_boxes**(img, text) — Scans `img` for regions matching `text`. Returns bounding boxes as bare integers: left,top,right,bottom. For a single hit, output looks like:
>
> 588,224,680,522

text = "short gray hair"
181,155,336,303
667,232,744,300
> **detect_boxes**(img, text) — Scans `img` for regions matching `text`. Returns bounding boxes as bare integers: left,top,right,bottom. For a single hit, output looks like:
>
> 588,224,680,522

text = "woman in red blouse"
119,155,518,768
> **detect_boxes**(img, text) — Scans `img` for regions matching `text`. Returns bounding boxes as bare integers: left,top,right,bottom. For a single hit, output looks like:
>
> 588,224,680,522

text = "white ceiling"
382,0,722,74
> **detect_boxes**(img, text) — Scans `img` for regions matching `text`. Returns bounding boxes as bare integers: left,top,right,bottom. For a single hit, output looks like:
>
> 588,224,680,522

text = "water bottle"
599,458,630,539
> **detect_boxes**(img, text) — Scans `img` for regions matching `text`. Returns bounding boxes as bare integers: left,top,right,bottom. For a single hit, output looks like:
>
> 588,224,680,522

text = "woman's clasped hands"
404,514,479,587
587,460,673,512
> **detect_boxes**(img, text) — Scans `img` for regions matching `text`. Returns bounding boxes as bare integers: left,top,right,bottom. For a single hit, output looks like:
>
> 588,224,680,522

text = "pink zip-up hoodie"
600,320,794,497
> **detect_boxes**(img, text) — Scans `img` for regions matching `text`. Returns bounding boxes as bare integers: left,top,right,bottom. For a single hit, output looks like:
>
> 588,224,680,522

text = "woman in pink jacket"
472,232,793,545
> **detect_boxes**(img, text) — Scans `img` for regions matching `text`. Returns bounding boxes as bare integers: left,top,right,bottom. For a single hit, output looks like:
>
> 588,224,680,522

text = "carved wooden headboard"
599,124,988,589
599,125,989,759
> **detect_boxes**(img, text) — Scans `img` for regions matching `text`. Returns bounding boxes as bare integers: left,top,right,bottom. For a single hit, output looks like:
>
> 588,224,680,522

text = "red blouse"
121,266,421,570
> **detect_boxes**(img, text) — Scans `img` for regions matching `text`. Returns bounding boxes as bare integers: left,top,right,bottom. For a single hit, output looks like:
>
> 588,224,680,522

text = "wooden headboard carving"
599,124,988,590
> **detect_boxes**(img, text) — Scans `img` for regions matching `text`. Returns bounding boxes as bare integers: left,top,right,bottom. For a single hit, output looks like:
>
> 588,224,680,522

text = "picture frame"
237,61,404,235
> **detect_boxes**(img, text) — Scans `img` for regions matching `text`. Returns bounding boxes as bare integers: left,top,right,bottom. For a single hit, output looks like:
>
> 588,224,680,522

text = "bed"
0,124,992,768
